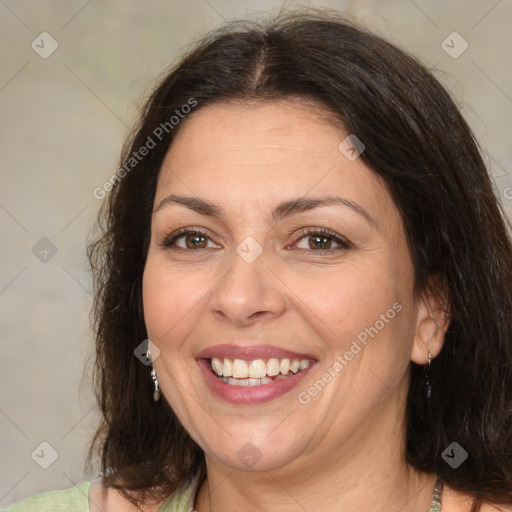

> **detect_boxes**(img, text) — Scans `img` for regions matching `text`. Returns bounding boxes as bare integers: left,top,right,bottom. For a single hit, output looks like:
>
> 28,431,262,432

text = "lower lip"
197,359,315,404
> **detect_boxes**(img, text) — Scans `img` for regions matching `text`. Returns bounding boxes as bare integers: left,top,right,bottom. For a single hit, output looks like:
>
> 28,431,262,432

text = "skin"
97,100,504,511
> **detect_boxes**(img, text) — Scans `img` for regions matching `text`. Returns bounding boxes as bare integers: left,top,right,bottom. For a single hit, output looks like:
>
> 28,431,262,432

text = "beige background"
1,0,511,506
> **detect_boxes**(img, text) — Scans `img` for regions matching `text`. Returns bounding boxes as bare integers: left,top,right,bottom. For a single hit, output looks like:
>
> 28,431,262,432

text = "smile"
210,357,311,386
197,344,317,404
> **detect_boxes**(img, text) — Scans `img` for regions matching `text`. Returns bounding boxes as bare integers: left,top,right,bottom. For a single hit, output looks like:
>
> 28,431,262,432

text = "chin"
198,425,311,473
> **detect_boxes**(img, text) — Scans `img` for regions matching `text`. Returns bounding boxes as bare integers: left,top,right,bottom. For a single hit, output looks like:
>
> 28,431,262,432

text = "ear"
410,275,451,365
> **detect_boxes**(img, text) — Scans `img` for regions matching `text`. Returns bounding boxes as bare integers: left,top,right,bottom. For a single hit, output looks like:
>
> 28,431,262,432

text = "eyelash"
159,227,351,254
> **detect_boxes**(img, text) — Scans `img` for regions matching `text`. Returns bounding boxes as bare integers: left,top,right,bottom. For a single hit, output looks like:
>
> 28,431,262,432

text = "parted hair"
87,8,512,510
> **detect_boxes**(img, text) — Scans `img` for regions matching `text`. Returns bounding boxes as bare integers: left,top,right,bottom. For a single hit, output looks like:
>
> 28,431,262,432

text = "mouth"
196,344,317,404
210,357,312,387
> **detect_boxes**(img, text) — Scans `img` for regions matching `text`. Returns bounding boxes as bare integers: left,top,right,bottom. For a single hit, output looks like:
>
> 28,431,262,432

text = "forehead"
160,100,344,174
155,100,396,225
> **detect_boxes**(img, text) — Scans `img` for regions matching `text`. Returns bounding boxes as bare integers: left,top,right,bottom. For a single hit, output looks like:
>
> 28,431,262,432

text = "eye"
159,228,220,250
159,227,351,253
290,228,351,252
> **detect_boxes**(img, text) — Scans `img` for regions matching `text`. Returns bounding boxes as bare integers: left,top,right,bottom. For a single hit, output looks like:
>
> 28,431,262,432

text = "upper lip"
197,344,316,361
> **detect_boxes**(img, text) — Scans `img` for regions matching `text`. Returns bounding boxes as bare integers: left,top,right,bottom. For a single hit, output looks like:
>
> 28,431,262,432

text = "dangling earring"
424,346,433,400
146,347,161,402
151,368,161,402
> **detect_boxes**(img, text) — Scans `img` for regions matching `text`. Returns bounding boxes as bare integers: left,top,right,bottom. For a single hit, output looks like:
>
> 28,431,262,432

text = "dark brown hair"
87,8,512,510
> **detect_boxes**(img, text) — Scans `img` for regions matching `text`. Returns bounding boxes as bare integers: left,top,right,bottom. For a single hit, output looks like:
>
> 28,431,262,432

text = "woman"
7,8,512,512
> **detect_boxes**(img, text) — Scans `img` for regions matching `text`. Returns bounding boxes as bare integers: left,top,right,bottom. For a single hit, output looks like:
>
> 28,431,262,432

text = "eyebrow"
154,194,375,226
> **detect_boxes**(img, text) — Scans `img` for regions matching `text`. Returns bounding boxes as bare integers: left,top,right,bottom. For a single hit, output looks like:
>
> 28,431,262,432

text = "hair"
86,7,512,511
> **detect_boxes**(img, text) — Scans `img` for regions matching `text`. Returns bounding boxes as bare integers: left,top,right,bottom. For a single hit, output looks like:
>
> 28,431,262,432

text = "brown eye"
292,228,351,252
183,232,208,249
307,234,333,250
160,229,220,250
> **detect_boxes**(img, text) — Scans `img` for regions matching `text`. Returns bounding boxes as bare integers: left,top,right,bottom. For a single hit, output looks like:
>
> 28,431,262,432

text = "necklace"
429,477,443,511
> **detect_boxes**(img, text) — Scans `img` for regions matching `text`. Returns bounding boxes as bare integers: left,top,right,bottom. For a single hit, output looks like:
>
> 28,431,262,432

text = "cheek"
142,258,204,345
297,259,402,351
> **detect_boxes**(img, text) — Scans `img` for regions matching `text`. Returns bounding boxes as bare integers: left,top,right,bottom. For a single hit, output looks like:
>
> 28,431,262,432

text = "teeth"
211,357,223,376
300,359,310,370
232,359,249,378
222,358,232,377
222,375,286,386
267,358,280,376
249,359,267,379
210,356,312,385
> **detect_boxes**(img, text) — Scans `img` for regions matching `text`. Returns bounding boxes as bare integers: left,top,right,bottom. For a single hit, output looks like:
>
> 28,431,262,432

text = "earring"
151,368,161,402
146,347,161,402
424,346,433,400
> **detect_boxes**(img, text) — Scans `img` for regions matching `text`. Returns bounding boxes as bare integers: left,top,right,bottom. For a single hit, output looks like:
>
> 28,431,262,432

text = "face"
142,100,431,474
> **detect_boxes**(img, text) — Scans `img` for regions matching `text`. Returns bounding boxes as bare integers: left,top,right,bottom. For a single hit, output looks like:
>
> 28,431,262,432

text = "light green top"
3,476,199,512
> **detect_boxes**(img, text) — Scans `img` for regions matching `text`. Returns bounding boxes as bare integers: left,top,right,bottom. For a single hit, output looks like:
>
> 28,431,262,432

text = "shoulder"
159,475,199,512
479,503,512,512
442,483,512,512
476,503,512,512
88,474,200,512
3,481,91,512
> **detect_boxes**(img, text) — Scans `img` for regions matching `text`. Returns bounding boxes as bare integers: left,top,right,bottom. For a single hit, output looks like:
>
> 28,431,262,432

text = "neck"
194,394,437,512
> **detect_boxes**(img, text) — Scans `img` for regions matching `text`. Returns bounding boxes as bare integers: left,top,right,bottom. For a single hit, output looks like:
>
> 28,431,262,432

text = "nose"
209,247,287,327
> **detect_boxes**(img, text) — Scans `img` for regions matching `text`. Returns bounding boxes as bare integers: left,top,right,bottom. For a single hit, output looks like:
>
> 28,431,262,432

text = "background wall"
1,0,511,506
